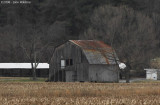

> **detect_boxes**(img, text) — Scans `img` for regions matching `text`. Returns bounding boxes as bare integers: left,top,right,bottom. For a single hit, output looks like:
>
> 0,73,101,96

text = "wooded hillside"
0,0,160,72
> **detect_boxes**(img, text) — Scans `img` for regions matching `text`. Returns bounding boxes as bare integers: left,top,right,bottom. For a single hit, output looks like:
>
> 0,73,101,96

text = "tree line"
0,0,160,77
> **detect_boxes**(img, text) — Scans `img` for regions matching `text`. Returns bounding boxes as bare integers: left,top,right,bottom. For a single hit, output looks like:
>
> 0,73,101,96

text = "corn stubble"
1,82,160,105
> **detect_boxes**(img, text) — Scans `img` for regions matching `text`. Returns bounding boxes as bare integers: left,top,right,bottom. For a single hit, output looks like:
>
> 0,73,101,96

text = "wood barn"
0,63,49,77
49,40,119,82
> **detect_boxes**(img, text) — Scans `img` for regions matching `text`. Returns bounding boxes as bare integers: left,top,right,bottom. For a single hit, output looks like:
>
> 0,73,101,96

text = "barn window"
70,59,73,65
61,60,66,69
66,59,73,66
61,59,73,69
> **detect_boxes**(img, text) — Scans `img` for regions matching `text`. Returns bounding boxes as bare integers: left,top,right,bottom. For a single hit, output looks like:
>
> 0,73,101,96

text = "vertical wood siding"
89,65,119,82
49,42,89,81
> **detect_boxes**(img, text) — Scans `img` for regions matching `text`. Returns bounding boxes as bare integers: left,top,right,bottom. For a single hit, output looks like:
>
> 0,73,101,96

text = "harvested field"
1,82,160,105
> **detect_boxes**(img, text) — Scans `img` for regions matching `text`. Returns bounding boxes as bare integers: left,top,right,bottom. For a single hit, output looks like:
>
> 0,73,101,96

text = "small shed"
144,69,160,80
49,40,120,82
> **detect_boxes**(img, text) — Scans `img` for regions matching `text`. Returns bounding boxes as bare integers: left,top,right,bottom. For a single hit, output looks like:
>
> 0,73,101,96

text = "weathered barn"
0,63,49,77
49,40,119,82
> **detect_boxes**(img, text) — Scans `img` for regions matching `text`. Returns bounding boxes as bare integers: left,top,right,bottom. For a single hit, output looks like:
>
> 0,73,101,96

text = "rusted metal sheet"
70,40,119,64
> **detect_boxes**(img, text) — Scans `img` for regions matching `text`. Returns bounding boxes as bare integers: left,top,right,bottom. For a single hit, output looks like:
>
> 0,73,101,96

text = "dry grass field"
1,81,160,105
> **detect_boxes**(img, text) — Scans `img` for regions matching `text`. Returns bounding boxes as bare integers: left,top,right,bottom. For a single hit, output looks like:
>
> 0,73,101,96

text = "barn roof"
0,63,49,69
69,40,119,64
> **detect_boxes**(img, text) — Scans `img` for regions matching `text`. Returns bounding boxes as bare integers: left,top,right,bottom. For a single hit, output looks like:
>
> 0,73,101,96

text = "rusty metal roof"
69,40,119,64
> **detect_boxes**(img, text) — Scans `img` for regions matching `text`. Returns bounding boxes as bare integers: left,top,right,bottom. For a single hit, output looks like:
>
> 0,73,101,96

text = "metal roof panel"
70,40,119,64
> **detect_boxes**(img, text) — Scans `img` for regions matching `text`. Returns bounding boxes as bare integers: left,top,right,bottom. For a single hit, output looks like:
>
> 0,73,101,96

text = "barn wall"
76,63,89,82
49,42,89,81
65,71,75,82
89,65,119,82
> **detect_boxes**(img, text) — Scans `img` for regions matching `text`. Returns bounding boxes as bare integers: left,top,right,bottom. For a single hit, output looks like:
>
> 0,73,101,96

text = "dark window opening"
70,59,73,65
66,59,69,66
66,59,73,66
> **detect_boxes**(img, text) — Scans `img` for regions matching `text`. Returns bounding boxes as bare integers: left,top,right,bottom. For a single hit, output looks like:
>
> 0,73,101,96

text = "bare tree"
151,58,160,69
82,5,158,83
19,25,48,80
19,20,68,80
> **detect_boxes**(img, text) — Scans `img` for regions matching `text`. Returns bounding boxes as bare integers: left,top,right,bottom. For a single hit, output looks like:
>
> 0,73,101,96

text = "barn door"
59,70,66,82
65,71,77,82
